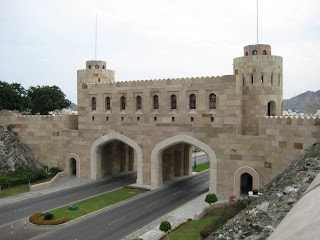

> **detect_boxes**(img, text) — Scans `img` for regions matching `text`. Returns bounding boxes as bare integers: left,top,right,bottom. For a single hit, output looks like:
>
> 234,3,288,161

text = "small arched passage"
151,134,217,193
66,153,80,177
234,166,259,196
268,101,276,116
90,133,143,184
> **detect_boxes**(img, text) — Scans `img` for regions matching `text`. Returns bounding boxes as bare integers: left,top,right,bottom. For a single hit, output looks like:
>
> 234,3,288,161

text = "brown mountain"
283,90,320,114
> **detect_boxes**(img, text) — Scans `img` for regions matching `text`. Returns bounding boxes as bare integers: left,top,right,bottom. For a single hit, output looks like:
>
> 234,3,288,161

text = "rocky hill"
0,130,40,175
208,143,320,240
283,90,320,114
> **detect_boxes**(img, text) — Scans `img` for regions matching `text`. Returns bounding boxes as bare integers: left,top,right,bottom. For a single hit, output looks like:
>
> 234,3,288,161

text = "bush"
159,220,171,232
205,193,218,206
49,167,61,176
133,238,143,240
44,212,54,220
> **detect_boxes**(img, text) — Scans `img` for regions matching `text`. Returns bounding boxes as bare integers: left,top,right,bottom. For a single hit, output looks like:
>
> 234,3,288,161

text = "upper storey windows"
209,93,216,109
153,95,159,110
252,50,258,55
262,50,267,55
171,94,177,110
105,97,111,111
91,97,96,111
136,96,142,110
189,94,196,110
121,96,126,110
95,65,99,69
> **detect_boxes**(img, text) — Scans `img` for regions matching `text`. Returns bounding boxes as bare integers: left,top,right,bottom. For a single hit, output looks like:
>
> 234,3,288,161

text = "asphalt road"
30,172,209,240
0,172,137,226
0,172,209,240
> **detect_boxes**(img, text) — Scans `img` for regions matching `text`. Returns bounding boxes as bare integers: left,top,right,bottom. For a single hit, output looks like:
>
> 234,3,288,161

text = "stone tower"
233,44,283,135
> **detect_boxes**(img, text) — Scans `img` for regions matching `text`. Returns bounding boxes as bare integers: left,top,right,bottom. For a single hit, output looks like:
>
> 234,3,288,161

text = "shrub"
49,167,61,176
205,193,218,206
133,238,143,240
200,227,212,239
44,212,54,220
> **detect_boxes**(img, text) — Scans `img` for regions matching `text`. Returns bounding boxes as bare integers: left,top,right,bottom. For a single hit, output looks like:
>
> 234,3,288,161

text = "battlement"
259,115,320,126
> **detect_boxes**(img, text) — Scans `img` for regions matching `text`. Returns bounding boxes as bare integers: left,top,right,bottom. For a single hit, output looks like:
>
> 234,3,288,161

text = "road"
0,173,137,226
0,172,209,240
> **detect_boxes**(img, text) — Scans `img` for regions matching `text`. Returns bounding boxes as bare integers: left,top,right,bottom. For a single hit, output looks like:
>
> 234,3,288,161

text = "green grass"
193,161,210,172
45,188,146,221
0,177,54,199
163,201,248,240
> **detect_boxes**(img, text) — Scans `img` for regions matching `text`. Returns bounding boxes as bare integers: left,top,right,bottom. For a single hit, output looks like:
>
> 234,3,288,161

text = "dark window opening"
251,75,253,84
211,117,214,122
267,101,276,116
271,73,273,85
171,94,177,110
92,116,95,121
102,65,105,69
91,97,96,111
172,117,175,122
154,117,157,122
189,94,196,110
240,173,253,195
245,51,248,56
95,65,99,69
121,96,126,110
191,117,194,122
243,76,245,86
252,50,258,55
106,116,109,121
137,117,140,122
261,75,264,84
88,65,92,69
136,96,142,110
106,97,111,110
121,117,124,121
153,95,159,109
262,50,267,55
209,93,216,109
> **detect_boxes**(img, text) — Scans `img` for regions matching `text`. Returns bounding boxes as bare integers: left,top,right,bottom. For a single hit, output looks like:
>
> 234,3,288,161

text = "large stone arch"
234,166,259,196
90,133,143,184
151,134,217,193
66,153,81,177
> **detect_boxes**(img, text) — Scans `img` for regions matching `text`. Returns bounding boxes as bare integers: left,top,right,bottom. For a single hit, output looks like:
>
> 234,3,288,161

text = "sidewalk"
124,193,228,240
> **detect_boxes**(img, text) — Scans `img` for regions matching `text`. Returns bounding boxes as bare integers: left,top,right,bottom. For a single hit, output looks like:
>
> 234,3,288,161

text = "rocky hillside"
283,90,320,114
208,143,320,240
0,130,40,175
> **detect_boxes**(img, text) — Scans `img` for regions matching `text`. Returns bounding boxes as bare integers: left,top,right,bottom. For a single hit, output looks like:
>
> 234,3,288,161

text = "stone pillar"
124,145,130,172
184,145,192,176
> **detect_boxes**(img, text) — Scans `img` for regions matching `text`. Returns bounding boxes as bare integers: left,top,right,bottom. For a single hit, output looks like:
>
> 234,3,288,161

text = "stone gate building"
1,44,319,196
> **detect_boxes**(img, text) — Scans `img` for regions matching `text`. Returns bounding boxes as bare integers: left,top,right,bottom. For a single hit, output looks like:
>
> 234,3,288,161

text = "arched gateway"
90,133,143,184
151,134,217,193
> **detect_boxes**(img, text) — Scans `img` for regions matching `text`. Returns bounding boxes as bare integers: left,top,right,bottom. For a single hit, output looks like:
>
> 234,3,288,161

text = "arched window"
252,50,257,55
209,93,216,109
136,96,142,110
91,97,96,111
189,94,196,110
240,173,253,194
105,97,111,110
121,96,126,110
267,101,276,116
171,94,177,110
102,65,105,69
153,95,159,109
88,65,91,69
245,52,248,56
95,65,99,69
262,50,267,55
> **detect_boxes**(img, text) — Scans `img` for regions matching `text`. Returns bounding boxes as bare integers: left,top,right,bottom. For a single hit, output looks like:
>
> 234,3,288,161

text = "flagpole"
95,13,97,60
257,0,259,44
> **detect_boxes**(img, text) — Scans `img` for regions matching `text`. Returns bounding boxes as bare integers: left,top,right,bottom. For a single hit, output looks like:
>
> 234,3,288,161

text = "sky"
0,0,319,103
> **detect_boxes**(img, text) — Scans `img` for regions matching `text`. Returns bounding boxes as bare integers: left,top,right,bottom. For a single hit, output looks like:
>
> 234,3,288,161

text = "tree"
0,81,29,111
205,193,218,207
27,85,71,115
159,220,171,240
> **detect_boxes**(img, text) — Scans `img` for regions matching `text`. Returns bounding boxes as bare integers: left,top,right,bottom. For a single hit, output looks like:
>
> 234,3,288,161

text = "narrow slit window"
136,96,142,110
261,75,264,84
211,117,214,122
121,96,126,110
105,97,111,110
209,93,216,109
171,94,177,110
191,117,194,122
189,94,196,110
271,73,273,85
172,117,175,122
251,75,253,84
106,116,109,121
154,117,157,122
153,95,159,110
91,97,96,111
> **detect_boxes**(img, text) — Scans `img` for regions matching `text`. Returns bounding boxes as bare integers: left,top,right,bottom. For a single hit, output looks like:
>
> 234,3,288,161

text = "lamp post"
193,147,197,170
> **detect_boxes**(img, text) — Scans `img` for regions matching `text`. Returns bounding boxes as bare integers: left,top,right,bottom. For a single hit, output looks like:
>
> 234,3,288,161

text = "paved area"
125,192,228,240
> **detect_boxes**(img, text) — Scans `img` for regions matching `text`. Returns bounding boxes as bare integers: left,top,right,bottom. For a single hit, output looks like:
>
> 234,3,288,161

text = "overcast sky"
0,0,319,103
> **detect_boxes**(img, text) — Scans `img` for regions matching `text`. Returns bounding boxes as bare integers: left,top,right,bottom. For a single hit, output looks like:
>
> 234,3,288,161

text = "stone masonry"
0,44,319,196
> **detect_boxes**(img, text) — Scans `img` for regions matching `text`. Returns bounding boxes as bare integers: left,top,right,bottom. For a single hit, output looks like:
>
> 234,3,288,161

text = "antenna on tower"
257,0,259,44
95,12,97,60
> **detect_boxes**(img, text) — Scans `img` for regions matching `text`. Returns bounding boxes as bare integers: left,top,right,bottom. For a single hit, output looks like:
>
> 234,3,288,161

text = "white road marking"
145,202,158,208
108,217,125,226
172,191,182,196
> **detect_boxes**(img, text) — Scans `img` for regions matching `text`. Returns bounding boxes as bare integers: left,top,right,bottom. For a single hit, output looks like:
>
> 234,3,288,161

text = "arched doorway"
66,153,80,177
90,133,143,184
267,101,276,116
151,134,217,193
240,173,253,194
234,166,259,196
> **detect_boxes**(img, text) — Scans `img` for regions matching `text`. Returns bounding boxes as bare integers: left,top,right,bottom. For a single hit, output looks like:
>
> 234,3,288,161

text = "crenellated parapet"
260,115,320,126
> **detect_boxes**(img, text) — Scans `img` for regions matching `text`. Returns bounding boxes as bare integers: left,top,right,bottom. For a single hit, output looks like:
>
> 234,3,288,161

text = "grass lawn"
193,161,210,172
163,202,247,240
0,177,54,199
44,188,146,221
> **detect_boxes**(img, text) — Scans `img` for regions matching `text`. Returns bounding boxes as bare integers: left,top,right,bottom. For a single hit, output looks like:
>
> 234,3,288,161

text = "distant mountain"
283,90,320,114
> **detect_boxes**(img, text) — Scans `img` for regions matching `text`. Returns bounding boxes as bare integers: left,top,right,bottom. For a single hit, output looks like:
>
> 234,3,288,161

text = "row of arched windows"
245,50,267,56
88,65,106,70
91,93,217,111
